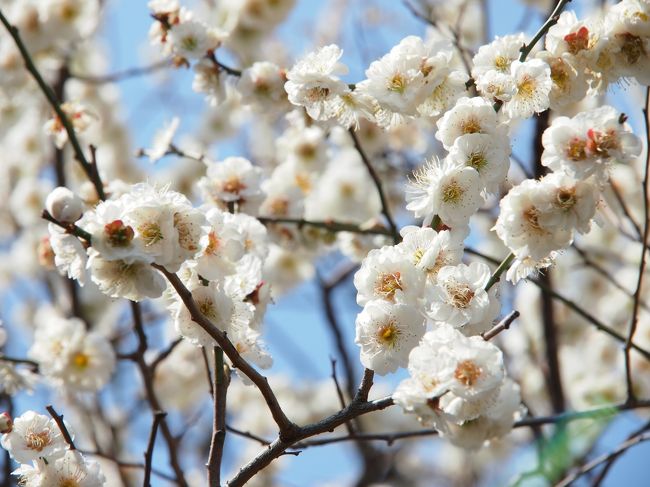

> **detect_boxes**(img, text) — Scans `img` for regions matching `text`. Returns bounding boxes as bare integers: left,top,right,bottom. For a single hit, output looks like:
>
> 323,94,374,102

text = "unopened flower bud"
46,187,83,223
0,412,13,434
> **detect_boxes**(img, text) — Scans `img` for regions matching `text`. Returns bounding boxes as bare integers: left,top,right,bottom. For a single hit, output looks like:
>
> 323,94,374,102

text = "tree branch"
143,411,166,487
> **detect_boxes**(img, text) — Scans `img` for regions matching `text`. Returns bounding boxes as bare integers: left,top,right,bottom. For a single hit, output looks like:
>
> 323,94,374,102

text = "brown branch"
227,393,393,486
625,86,650,403
467,247,650,360
82,449,176,482
154,266,299,438
0,9,105,200
556,431,650,487
257,216,393,237
143,411,166,487
127,302,188,487
46,405,76,450
71,60,171,84
348,129,400,243
42,209,92,242
519,0,573,62
481,310,520,341
207,347,230,487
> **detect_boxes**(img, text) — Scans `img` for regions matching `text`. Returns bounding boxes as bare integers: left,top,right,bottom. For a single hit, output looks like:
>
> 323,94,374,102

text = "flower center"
376,321,401,348
517,75,536,98
442,180,464,203
587,129,620,158
447,283,475,309
25,430,52,452
72,352,90,369
523,206,543,231
104,220,135,248
618,33,645,65
556,187,576,210
467,151,488,171
564,26,590,55
454,359,482,386
494,55,510,72
180,36,198,52
566,137,588,161
222,177,247,195
460,117,482,134
388,73,407,94
138,222,164,246
375,272,403,301
305,86,330,102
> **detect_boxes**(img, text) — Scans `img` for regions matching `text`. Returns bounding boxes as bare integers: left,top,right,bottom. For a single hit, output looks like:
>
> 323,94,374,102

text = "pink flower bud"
0,412,13,434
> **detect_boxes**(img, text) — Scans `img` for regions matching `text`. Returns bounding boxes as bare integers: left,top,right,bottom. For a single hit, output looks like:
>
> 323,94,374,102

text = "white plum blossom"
1,411,68,464
284,45,349,120
393,325,510,432
28,316,115,392
355,300,426,375
406,157,483,227
426,262,500,335
435,97,508,150
14,450,106,487
43,101,95,149
168,19,221,59
447,133,511,194
357,36,455,127
541,106,642,181
198,157,264,208
354,245,425,307
503,59,552,119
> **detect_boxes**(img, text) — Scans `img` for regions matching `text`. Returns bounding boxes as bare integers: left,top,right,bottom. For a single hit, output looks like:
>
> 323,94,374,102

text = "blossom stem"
257,216,393,236
484,252,515,291
519,0,573,62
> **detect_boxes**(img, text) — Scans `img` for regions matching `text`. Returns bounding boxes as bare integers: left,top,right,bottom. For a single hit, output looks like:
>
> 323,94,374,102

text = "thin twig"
143,411,166,487
348,129,400,243
519,0,573,62
624,86,650,403
71,60,171,84
484,253,515,291
257,216,393,237
155,266,299,438
0,9,105,199
482,310,520,341
46,405,76,450
556,431,650,487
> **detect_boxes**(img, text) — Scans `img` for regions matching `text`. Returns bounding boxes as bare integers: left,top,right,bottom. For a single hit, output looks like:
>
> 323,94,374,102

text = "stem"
0,9,105,200
624,86,650,403
207,347,229,487
484,252,515,291
143,411,166,487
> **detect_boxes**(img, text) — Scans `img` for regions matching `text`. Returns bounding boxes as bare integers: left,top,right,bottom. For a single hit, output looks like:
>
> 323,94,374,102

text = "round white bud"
46,187,83,223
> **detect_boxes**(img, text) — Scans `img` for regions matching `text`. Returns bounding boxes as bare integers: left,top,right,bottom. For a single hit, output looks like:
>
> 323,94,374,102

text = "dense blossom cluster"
0,0,648,484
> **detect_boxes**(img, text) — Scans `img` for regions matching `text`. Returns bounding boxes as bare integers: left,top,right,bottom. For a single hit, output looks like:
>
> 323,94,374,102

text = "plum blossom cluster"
494,105,641,282
393,325,525,448
1,411,105,486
